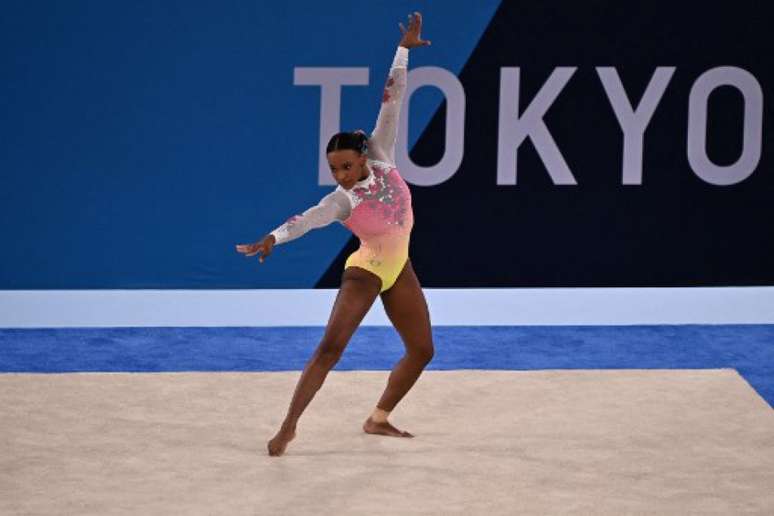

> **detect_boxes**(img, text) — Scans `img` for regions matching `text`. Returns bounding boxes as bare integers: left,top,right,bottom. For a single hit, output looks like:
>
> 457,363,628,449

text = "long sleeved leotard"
268,46,413,293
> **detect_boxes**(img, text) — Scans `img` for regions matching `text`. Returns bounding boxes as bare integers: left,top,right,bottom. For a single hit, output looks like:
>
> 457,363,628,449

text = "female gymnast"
236,12,432,457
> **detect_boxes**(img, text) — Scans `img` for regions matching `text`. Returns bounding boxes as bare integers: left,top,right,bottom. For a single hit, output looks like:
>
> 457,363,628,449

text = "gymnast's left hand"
398,12,431,49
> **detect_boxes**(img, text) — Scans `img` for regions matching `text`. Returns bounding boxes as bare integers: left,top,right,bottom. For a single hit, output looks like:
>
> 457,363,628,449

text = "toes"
267,438,287,456
363,419,414,438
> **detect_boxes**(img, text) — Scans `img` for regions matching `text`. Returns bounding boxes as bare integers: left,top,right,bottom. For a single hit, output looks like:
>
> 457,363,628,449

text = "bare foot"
363,416,414,438
267,427,296,456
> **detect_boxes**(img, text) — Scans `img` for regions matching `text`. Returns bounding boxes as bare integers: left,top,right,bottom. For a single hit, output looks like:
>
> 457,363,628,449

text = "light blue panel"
0,0,501,288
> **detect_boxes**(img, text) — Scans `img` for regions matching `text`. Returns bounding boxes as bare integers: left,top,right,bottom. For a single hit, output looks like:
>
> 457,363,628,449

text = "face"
327,149,367,190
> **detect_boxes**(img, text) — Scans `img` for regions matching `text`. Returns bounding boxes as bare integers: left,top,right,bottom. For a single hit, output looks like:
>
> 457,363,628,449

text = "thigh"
379,259,433,354
319,266,382,354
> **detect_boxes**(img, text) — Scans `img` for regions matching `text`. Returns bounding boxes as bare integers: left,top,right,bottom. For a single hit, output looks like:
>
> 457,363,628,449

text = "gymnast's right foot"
267,426,296,456
363,416,414,438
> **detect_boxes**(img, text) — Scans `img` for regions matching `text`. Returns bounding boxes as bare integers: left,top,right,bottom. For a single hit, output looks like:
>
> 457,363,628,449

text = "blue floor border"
1,325,772,408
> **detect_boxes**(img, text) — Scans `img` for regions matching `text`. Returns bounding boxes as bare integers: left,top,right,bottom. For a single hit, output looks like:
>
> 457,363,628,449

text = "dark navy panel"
317,1,773,288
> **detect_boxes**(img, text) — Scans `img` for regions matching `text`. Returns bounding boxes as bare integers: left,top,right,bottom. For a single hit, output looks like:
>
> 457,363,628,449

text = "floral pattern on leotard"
347,162,410,229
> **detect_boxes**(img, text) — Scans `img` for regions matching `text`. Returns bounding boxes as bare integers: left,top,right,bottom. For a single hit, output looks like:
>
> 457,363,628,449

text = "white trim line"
1,287,773,327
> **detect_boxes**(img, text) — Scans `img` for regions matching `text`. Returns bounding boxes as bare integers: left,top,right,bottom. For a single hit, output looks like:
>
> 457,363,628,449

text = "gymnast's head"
326,130,369,190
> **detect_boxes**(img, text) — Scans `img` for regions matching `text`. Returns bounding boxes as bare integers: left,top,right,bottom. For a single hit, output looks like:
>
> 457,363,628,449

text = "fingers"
236,243,265,256
236,242,271,264
411,12,421,32
235,243,254,253
400,11,424,33
401,12,425,41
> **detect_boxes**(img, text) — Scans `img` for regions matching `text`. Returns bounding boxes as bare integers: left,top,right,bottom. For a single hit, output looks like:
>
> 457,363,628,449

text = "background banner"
1,1,770,289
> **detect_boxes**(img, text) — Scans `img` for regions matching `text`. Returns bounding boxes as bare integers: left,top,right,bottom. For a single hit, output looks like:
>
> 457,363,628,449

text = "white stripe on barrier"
1,287,773,327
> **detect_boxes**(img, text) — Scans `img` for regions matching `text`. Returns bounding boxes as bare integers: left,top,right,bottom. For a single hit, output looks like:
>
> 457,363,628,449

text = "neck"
359,163,371,181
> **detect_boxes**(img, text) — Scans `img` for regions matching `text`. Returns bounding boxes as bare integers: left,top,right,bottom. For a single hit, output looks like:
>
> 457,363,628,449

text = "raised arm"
368,12,431,166
368,48,408,166
269,190,351,245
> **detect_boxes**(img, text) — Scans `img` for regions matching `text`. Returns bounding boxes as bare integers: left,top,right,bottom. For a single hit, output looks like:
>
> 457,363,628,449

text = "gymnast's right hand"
235,235,276,263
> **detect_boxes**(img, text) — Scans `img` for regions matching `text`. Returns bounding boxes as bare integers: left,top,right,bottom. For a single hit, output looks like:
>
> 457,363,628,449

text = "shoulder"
327,187,352,206
327,186,354,217
328,186,347,197
367,157,396,172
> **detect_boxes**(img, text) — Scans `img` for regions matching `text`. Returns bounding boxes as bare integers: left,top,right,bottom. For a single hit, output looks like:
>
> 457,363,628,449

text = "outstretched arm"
236,190,351,264
368,12,431,166
269,190,351,245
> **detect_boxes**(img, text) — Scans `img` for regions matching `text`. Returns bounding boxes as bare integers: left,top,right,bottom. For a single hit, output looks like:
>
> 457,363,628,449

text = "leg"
267,266,381,456
363,258,434,438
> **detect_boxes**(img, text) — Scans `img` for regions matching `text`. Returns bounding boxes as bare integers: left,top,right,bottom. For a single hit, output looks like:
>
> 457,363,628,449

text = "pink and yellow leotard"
340,158,413,292
268,46,414,293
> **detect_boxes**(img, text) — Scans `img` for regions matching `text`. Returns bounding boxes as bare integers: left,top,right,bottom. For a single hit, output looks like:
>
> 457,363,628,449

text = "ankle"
370,407,391,423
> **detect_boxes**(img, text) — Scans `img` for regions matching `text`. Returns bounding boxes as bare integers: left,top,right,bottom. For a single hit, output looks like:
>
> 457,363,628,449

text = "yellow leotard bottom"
345,250,408,293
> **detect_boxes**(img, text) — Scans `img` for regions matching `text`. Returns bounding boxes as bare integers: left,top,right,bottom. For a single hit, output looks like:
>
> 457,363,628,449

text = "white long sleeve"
269,190,351,245
368,46,408,166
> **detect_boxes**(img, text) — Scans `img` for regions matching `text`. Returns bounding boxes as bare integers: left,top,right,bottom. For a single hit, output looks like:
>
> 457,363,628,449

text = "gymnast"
236,12,432,457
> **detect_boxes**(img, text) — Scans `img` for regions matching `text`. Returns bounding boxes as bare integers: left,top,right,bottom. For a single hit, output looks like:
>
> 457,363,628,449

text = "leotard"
269,46,413,293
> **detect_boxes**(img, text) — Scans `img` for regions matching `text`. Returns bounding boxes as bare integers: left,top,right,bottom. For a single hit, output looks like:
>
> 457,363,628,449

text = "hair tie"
354,130,368,154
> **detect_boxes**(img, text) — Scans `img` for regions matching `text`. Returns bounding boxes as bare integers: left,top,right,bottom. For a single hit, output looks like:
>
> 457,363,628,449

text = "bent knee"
316,338,346,365
411,341,434,364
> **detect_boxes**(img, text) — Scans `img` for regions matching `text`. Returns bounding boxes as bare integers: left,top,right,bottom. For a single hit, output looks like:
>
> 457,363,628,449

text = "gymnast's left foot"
363,416,414,438
267,426,296,456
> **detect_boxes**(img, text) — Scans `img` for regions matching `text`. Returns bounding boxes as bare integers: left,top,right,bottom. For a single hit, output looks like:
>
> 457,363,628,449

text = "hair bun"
354,130,368,153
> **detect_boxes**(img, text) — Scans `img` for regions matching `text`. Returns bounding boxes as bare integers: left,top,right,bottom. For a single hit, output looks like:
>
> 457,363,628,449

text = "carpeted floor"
1,369,772,515
1,325,772,514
